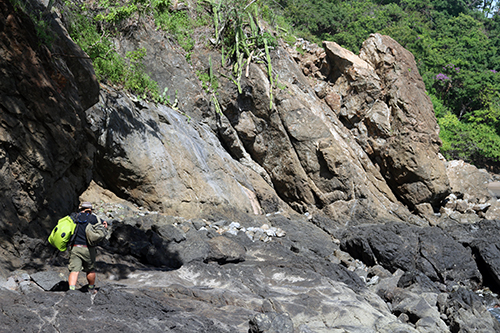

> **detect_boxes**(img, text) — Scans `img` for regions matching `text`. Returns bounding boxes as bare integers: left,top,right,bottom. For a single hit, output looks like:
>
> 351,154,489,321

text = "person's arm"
94,214,107,228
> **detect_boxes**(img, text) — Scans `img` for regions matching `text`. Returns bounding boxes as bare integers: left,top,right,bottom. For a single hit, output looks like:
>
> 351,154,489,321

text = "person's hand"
103,221,108,228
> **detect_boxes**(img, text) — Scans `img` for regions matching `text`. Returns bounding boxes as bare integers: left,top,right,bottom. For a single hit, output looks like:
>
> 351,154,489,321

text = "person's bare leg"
86,271,96,286
68,271,79,290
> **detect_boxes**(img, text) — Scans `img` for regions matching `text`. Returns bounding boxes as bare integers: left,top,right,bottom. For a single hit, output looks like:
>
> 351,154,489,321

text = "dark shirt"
73,212,99,246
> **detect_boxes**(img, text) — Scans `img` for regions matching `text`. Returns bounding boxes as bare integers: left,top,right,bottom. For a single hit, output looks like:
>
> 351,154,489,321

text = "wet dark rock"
337,223,482,289
442,219,500,293
0,286,236,333
397,271,440,293
3,213,500,332
268,215,339,260
443,287,500,332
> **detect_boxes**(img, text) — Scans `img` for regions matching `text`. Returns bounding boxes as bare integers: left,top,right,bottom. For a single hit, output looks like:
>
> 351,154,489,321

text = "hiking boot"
87,285,98,295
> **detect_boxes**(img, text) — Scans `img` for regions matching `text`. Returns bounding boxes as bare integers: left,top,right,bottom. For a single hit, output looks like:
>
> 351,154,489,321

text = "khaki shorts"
68,246,96,273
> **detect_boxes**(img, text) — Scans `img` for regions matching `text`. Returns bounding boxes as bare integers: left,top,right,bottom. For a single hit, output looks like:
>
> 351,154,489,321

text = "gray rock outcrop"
214,44,414,225
337,222,482,290
4,208,500,332
439,160,500,222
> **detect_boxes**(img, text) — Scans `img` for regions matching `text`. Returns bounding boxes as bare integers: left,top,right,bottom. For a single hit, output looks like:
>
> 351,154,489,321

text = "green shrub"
65,5,166,103
438,113,500,166
430,93,451,119
95,2,139,23
63,0,213,102
154,10,196,52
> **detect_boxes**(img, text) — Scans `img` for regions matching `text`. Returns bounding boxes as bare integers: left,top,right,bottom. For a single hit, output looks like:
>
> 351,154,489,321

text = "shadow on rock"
108,222,183,269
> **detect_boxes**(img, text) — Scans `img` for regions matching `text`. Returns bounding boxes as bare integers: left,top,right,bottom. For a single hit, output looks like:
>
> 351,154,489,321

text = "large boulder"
446,160,493,203
206,236,246,264
439,160,500,221
443,219,500,290
323,34,450,209
87,86,290,220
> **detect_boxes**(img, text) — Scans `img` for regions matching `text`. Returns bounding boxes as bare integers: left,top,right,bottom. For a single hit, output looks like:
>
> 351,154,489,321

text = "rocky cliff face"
0,0,98,240
290,37,450,214
94,19,450,227
1,1,500,332
88,84,287,219
0,0,453,232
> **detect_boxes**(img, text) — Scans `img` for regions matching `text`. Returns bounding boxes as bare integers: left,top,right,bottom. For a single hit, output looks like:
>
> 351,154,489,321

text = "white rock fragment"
229,222,241,229
201,220,286,242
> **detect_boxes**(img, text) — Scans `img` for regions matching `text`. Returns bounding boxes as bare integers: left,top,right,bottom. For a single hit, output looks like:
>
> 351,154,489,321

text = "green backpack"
48,215,76,251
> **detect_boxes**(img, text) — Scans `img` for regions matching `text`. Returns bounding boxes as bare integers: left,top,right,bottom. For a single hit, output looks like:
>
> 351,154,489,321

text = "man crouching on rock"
68,202,107,293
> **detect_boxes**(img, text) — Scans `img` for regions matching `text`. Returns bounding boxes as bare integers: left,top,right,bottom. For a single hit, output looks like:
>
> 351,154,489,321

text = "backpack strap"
67,214,79,250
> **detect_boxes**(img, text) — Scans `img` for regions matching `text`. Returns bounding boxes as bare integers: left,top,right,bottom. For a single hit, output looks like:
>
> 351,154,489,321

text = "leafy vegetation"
59,0,283,109
201,0,283,109
266,0,500,170
60,0,212,104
